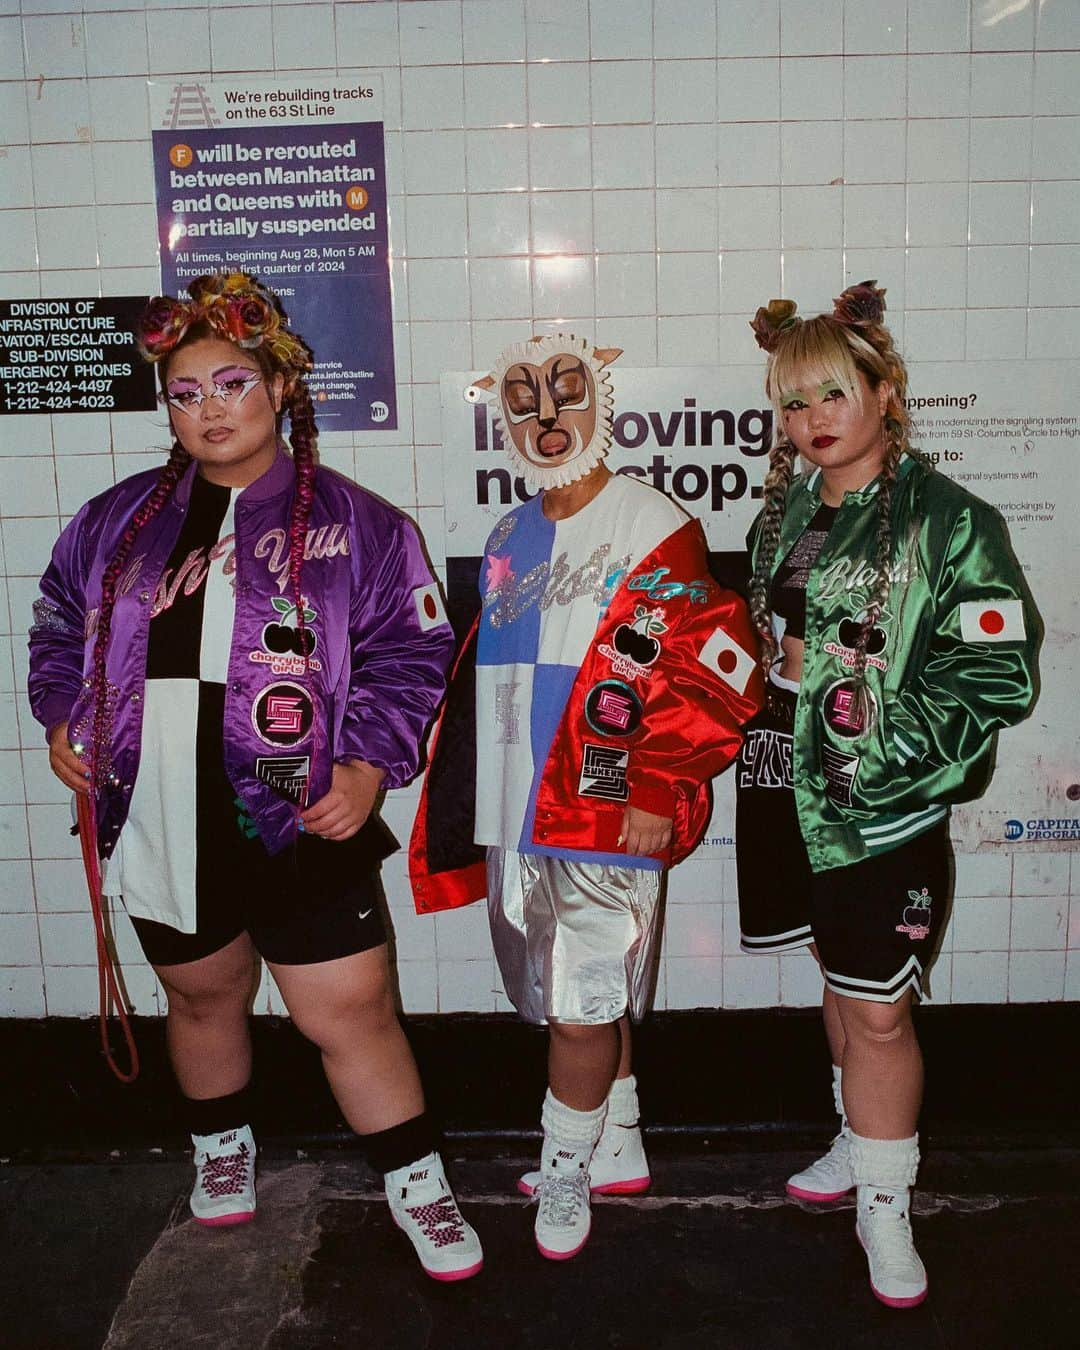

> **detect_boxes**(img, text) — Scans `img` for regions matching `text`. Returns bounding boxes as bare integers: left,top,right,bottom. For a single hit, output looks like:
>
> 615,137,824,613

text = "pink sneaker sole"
390,1213,483,1282
870,1284,928,1309
857,1231,928,1308
193,1210,255,1227
591,1176,651,1196
517,1175,651,1198
536,1233,590,1261
785,1181,853,1202
424,1259,484,1283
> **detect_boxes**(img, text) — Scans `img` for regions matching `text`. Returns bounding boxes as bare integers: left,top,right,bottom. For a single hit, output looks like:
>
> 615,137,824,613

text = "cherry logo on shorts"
896,888,932,940
252,681,314,747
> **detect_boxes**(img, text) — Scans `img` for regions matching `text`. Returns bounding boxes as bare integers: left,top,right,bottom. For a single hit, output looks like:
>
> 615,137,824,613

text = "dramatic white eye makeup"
166,365,263,416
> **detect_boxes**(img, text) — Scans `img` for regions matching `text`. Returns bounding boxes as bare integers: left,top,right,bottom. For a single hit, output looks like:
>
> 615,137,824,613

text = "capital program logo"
1004,819,1025,841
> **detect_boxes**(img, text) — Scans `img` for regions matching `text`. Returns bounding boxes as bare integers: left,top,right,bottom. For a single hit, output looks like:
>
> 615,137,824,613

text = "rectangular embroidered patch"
256,755,310,805
578,743,630,801
958,598,1025,643
413,582,448,631
822,745,860,806
696,626,756,695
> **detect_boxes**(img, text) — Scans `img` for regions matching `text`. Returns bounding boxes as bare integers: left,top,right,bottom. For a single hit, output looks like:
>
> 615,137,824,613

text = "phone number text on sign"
0,297,156,416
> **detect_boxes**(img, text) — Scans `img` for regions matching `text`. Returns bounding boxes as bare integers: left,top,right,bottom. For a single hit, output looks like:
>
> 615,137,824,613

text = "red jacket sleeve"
534,517,764,863
622,521,764,817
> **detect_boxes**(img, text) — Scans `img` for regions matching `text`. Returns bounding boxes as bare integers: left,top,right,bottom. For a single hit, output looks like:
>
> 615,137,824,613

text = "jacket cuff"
627,775,678,818
339,720,414,791
889,702,933,768
37,696,77,746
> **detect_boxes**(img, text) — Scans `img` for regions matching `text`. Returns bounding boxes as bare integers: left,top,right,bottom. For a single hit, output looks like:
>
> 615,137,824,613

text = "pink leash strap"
76,793,140,1083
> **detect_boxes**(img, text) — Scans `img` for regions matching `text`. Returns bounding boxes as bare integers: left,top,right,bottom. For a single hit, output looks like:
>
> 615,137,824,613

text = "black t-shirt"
768,502,837,641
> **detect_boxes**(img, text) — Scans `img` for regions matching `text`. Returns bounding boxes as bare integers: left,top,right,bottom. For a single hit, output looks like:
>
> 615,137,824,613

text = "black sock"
361,1111,438,1175
184,1085,254,1137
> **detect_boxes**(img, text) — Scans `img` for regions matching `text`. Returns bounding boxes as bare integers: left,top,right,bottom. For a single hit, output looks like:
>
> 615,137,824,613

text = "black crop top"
768,502,837,641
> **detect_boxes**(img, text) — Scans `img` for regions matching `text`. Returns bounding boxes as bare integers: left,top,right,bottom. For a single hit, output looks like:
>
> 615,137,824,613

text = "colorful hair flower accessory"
832,280,887,328
136,272,312,381
750,298,800,353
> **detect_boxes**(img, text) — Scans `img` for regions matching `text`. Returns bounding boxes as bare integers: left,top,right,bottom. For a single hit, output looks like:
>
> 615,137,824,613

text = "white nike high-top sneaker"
531,1091,605,1260
787,1064,854,1202
850,1132,927,1308
190,1124,256,1226
385,1151,483,1282
519,1074,650,1197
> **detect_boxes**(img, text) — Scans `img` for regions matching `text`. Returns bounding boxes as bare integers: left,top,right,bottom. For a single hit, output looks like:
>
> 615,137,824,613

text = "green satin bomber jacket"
751,453,1041,873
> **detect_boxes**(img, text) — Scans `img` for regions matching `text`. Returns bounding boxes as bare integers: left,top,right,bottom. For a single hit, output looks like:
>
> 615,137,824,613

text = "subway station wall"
1,0,1078,1018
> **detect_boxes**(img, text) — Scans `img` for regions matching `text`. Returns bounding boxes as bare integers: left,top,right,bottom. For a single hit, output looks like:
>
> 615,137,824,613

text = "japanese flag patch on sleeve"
413,582,448,632
958,598,1026,644
696,627,756,694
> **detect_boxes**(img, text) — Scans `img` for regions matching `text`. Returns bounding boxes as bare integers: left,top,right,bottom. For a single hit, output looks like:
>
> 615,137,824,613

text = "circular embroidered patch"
584,680,643,737
822,677,877,740
251,681,315,747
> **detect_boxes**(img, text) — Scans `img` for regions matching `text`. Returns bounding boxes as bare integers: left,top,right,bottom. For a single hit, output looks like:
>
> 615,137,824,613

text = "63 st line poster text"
151,78,396,432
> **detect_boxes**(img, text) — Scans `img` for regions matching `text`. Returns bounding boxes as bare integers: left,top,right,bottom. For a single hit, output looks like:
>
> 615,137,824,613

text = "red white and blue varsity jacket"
410,474,764,913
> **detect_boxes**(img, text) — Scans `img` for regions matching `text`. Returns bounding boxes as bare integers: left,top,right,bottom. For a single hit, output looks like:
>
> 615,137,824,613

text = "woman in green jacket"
737,282,1039,1309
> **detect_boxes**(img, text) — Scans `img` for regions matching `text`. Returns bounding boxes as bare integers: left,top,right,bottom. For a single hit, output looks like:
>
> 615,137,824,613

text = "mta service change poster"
150,77,396,432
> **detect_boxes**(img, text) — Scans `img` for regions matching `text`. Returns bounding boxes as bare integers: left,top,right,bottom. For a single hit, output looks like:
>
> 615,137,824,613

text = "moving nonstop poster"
441,361,1075,858
150,78,396,432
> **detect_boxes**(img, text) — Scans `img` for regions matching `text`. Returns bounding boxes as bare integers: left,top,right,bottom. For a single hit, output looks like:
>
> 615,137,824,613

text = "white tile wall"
0,0,1076,1017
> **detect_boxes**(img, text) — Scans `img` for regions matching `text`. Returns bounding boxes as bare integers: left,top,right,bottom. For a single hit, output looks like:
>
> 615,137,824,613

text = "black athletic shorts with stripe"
734,685,950,1004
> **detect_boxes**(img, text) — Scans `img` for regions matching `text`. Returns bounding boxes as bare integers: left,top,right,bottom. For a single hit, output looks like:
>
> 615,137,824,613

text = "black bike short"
130,816,395,968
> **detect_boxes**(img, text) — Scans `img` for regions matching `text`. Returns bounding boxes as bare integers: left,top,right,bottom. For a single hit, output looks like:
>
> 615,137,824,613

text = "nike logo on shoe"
218,1131,238,1146
409,1170,429,1183
873,1192,895,1205
357,908,373,920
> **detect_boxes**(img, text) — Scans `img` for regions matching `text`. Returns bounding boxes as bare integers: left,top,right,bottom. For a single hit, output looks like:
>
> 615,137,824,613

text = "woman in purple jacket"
28,273,482,1282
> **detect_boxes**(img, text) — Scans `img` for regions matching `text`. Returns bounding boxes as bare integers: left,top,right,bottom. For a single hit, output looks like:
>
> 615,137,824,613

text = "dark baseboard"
3,1004,1077,1159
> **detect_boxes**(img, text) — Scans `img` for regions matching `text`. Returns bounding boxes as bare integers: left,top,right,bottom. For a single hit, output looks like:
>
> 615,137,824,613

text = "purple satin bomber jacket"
28,447,455,860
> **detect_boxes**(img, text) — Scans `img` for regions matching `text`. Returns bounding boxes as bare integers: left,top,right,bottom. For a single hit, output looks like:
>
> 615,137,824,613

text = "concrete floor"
3,1142,1077,1350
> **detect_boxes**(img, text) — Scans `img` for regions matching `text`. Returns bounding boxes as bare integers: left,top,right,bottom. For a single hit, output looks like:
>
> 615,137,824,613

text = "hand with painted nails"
300,758,386,841
618,804,672,857
47,721,91,795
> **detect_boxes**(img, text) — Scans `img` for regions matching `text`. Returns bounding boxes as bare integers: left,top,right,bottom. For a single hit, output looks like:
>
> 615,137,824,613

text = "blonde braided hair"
748,282,914,718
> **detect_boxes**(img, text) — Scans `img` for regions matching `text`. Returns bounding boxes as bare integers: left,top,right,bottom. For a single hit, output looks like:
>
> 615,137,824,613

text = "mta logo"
1004,819,1025,841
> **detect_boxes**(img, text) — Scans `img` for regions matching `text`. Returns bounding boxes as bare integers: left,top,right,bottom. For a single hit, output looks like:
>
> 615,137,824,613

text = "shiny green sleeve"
888,502,1042,784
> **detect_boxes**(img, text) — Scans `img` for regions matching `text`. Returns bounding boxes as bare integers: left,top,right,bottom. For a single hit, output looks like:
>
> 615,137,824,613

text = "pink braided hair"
283,378,318,665
87,442,191,787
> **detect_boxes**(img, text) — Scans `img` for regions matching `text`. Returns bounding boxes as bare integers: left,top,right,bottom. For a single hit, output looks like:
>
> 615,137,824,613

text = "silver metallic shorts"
486,848,664,1026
